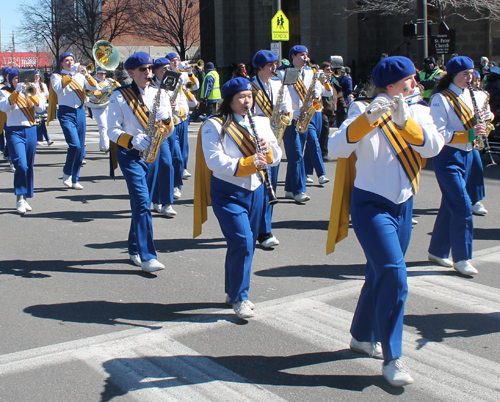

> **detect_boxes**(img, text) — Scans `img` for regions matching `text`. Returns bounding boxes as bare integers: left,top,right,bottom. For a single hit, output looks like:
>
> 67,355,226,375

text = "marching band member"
251,49,292,248
88,66,116,152
149,58,177,218
428,56,490,276
193,77,282,319
0,69,47,214
107,52,174,273
34,70,52,146
278,45,332,203
1,67,14,170
327,56,444,386
166,52,199,179
49,52,99,190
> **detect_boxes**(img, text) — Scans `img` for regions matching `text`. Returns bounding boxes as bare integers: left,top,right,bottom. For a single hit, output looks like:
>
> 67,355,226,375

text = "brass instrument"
86,78,120,109
270,70,298,144
141,71,179,163
476,89,495,150
245,107,278,205
296,62,323,134
468,82,496,167
92,40,120,71
78,63,94,75
23,83,38,97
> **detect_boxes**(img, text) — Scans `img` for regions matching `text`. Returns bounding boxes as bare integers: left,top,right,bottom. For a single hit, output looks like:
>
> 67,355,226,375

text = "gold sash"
117,87,150,129
251,82,273,118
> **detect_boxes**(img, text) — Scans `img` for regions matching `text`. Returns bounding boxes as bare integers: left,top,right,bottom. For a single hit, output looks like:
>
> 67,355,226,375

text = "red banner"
0,52,52,68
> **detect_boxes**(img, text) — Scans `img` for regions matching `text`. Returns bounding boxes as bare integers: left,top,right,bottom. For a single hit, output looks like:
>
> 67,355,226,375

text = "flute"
366,91,422,114
245,107,279,205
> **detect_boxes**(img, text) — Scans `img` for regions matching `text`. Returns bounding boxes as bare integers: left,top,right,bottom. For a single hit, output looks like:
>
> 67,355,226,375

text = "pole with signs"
271,4,289,66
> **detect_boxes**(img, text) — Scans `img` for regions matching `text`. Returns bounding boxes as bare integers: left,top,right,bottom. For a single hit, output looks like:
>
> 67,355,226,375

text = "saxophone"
141,84,171,164
169,80,182,125
270,73,291,145
296,63,323,134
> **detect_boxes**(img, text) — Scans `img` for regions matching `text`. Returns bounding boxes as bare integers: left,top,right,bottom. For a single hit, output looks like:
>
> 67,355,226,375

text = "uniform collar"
449,82,466,95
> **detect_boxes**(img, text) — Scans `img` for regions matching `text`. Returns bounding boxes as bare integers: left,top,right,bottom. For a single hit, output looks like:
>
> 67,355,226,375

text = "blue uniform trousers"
117,146,158,261
429,146,473,262
466,149,485,205
5,125,37,198
177,118,189,170
211,177,265,304
148,137,174,205
282,124,306,194
58,105,86,183
169,126,184,188
258,164,279,235
304,112,326,177
350,187,412,361
36,119,50,142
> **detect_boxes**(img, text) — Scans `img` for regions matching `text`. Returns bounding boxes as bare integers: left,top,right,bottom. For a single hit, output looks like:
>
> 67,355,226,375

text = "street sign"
430,32,455,55
271,42,281,59
271,10,289,41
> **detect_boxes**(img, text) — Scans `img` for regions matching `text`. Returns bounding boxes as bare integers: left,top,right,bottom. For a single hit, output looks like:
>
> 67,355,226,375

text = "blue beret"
372,56,416,87
2,67,12,77
288,45,308,60
205,62,215,71
474,69,480,79
166,52,179,60
34,70,40,75
8,68,19,85
153,57,170,70
221,77,252,98
124,52,153,70
446,56,474,75
59,52,75,65
252,50,278,68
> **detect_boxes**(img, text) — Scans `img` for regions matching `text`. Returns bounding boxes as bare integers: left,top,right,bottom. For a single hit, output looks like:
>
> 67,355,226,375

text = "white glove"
156,109,171,121
69,64,79,76
131,134,151,152
391,93,409,129
15,83,25,92
365,98,391,126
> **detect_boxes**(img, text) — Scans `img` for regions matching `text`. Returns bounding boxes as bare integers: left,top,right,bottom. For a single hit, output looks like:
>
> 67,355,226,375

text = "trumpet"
78,63,94,75
23,83,38,96
366,90,423,114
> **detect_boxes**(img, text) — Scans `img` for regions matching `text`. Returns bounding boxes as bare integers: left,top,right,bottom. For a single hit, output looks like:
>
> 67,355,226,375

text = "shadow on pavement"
254,263,365,280
0,258,144,278
405,312,500,346
273,219,329,231
100,350,404,401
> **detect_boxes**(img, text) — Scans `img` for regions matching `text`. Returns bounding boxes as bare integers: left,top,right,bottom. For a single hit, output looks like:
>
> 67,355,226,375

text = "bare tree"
346,0,500,21
135,0,200,60
18,0,74,68
64,0,139,62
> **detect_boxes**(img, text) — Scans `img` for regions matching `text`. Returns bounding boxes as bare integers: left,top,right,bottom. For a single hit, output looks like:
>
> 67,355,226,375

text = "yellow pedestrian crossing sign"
272,10,289,41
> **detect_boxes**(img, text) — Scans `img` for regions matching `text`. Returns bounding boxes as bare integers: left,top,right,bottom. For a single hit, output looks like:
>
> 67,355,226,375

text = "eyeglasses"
138,65,153,72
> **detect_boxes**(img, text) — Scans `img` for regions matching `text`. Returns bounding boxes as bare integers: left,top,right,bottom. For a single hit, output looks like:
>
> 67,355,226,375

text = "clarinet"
245,107,279,205
468,83,497,167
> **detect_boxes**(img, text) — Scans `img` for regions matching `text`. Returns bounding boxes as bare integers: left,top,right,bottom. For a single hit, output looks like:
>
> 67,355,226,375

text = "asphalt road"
0,117,499,401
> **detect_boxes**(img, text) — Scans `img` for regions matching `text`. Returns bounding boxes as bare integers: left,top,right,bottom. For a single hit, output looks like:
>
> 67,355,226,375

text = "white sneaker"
153,203,162,213
454,260,478,276
16,200,26,215
293,192,310,203
350,337,383,359
23,200,32,211
472,202,488,216
318,175,330,185
183,169,192,178
233,300,255,319
161,204,177,217
73,182,84,190
260,236,280,248
129,254,141,267
63,173,72,188
81,159,87,166
382,359,414,387
141,259,165,273
306,176,314,184
412,218,418,225
10,162,15,172
47,140,54,146
285,191,295,200
173,187,181,199
225,295,255,309
428,253,453,267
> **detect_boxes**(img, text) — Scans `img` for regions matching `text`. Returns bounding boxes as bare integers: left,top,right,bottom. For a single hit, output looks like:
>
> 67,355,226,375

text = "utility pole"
12,31,16,53
272,0,282,63
417,0,428,69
